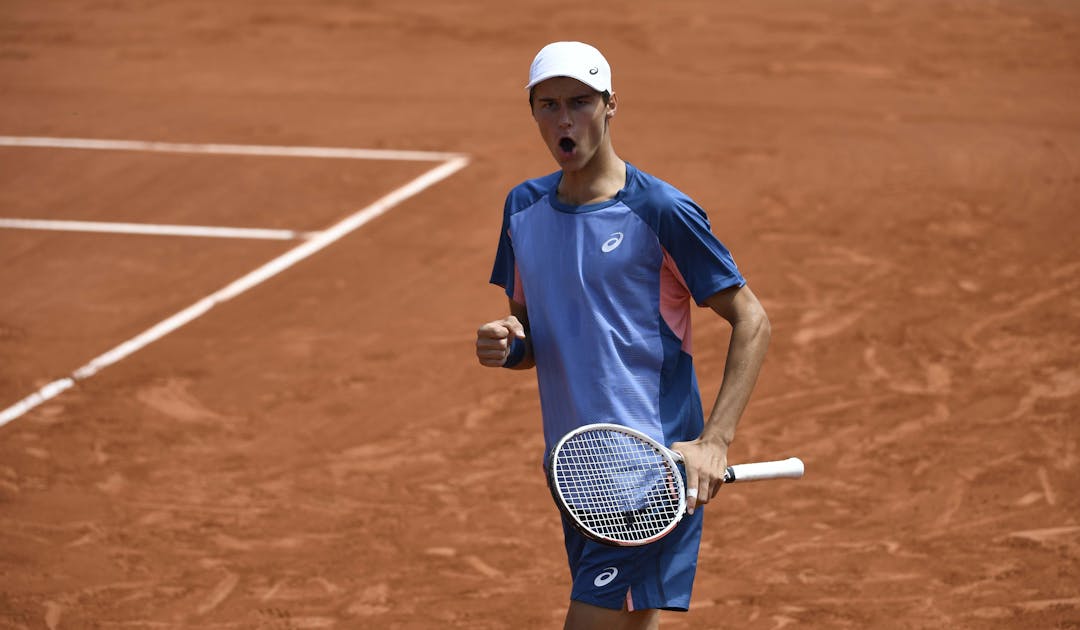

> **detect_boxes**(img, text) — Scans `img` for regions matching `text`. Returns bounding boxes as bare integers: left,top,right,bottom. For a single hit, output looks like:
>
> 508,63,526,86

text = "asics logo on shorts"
601,232,624,253
593,566,619,587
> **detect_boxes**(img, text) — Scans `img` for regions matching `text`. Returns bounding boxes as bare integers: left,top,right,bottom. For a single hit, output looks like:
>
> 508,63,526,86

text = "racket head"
547,423,686,547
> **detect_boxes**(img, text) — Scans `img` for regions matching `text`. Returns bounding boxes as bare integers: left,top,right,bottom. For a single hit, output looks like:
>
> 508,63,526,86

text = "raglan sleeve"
656,191,745,305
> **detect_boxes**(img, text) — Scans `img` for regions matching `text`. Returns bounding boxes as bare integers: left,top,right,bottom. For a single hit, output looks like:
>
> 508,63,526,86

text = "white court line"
0,218,315,240
0,154,470,427
0,135,465,162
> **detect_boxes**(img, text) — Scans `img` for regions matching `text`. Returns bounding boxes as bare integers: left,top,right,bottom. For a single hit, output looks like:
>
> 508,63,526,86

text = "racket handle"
725,457,805,483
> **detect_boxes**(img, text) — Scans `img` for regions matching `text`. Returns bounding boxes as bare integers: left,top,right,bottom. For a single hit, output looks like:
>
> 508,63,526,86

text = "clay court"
1,1,1078,628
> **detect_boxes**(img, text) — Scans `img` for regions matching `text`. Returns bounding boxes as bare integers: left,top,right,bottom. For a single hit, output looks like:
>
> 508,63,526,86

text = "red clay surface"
2,1,1078,628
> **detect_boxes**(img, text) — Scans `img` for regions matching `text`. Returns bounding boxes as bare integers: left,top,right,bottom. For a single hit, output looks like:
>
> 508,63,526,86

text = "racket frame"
547,423,686,547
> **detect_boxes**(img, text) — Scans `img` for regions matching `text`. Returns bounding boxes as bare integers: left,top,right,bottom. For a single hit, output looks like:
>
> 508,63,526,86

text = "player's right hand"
476,316,526,367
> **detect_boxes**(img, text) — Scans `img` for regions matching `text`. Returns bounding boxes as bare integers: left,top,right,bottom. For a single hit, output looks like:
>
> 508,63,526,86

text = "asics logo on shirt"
594,567,618,587
601,232,624,253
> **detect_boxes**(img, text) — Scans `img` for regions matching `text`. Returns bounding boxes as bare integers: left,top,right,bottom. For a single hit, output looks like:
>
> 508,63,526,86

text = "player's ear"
605,91,618,119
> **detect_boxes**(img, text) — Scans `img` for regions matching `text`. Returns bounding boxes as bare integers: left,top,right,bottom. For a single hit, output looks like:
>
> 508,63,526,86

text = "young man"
475,41,771,630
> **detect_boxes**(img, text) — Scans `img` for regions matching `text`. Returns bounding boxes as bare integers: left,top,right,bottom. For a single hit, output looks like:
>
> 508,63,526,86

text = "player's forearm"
701,310,771,447
504,299,535,369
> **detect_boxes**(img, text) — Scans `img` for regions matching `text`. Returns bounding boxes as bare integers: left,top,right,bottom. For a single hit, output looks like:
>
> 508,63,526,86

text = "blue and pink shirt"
490,163,744,454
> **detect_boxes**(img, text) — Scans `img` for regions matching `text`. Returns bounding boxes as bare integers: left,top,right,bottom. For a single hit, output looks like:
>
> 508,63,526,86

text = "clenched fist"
475,315,527,367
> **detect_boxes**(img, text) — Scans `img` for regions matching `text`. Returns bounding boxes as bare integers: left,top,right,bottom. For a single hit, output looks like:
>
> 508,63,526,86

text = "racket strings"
553,430,682,542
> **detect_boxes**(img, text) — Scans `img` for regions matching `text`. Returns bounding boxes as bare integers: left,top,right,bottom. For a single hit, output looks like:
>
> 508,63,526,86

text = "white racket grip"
725,457,804,483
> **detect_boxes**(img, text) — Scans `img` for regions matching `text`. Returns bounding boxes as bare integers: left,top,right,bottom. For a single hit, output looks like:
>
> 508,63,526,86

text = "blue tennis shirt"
490,163,744,454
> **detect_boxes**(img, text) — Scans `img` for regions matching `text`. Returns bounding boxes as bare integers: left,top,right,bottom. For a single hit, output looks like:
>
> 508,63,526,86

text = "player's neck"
557,146,625,207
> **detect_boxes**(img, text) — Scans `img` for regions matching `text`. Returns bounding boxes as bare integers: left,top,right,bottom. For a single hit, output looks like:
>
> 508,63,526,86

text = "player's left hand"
670,438,729,515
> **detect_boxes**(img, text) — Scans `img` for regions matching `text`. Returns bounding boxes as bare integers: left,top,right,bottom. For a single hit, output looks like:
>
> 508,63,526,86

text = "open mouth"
558,137,576,155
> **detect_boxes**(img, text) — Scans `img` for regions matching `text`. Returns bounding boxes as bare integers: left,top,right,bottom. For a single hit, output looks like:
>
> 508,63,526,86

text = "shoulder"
621,164,708,227
504,171,560,216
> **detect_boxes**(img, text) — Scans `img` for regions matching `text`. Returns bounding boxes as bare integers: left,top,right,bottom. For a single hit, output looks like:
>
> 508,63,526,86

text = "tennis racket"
547,423,804,547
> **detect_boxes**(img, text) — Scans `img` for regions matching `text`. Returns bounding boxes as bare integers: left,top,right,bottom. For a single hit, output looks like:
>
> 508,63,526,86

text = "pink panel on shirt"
660,248,692,354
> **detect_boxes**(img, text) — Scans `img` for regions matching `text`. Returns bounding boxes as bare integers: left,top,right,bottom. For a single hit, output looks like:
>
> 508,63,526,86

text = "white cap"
526,41,612,94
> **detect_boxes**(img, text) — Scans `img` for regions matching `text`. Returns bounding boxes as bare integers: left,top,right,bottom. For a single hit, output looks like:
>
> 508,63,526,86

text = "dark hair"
528,87,612,109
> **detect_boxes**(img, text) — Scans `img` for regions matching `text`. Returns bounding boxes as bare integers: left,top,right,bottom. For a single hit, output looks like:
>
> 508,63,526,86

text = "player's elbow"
745,301,771,344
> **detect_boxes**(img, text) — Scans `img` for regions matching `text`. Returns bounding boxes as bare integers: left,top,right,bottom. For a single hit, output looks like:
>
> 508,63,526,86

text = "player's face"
530,77,616,172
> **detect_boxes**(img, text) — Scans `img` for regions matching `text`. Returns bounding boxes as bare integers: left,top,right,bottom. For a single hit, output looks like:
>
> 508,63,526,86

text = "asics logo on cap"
601,232,624,253
589,67,599,75
594,567,618,587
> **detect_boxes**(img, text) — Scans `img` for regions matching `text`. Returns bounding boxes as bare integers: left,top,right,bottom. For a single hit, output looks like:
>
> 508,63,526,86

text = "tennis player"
475,41,771,629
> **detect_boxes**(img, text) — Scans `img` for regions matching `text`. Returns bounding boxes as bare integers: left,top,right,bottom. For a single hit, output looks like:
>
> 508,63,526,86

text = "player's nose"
557,107,572,128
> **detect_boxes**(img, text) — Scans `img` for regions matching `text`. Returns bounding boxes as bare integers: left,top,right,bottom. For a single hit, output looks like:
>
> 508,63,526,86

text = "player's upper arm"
704,284,769,330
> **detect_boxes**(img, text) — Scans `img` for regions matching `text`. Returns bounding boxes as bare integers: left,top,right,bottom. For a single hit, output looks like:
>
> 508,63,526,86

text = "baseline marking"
0,135,465,162
0,141,469,427
0,218,315,240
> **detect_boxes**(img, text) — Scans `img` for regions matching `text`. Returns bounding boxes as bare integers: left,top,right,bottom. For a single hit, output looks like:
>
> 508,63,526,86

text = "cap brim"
525,72,608,93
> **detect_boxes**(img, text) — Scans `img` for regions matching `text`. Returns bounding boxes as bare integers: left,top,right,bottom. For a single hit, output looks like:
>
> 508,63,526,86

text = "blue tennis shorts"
562,507,703,611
